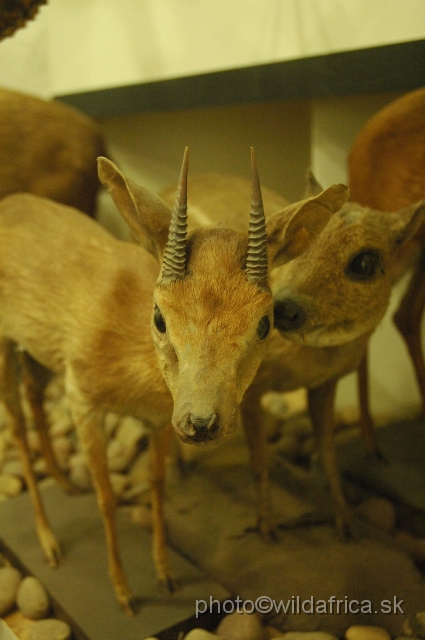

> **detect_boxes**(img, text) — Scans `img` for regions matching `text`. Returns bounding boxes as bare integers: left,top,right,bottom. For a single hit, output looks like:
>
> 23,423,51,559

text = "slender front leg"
149,423,175,592
21,353,81,494
0,343,61,566
69,396,134,615
308,378,353,540
356,350,382,459
241,389,274,540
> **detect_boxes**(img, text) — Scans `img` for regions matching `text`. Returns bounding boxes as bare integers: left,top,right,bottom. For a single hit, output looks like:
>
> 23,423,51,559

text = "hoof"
259,524,279,543
160,574,177,595
244,519,279,543
335,510,359,541
118,592,138,615
121,598,137,616
373,447,386,462
365,446,387,464
45,546,61,569
41,534,61,569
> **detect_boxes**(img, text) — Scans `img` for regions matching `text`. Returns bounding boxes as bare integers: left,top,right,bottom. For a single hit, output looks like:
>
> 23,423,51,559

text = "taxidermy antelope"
162,171,425,537
0,87,106,216
0,148,293,614
348,87,425,449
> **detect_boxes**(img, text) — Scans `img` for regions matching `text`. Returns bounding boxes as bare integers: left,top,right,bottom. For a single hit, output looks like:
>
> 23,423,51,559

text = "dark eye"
153,305,166,333
346,250,382,281
257,315,271,340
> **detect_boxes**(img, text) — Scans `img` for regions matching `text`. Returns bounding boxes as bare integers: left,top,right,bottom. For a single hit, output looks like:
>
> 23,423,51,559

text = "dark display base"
0,483,229,640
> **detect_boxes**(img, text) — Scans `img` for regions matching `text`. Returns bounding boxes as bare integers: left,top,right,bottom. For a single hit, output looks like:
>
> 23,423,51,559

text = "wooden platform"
0,420,424,639
0,482,229,640
338,420,425,523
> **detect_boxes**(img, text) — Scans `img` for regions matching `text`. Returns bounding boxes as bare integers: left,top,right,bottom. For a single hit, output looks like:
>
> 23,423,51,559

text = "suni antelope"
348,87,425,446
162,171,425,537
0,148,325,613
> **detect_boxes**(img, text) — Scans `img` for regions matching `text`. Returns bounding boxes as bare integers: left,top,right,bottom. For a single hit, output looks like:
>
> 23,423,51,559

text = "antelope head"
98,149,274,445
267,185,425,347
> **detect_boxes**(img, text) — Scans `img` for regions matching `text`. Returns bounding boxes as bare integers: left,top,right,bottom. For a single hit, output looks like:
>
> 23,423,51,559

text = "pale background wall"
0,0,424,418
1,0,424,97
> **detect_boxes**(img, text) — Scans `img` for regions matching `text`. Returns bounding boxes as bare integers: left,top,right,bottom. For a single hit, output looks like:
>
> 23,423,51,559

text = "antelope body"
162,173,425,535
0,150,307,613
348,87,425,432
0,88,106,216
245,197,424,534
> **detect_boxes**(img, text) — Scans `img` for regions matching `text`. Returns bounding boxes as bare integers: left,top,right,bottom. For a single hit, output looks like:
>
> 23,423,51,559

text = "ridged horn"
161,147,189,283
245,148,268,287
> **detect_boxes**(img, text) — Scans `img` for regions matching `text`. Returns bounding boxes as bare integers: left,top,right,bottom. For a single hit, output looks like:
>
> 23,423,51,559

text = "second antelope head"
267,176,425,347
98,149,274,445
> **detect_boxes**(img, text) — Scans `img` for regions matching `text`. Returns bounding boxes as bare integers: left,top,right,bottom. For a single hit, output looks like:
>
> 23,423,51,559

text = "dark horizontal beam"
56,39,425,118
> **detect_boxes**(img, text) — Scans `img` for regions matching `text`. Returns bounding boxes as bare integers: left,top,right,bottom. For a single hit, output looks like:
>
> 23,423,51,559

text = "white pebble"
107,438,125,460
109,472,130,498
131,505,153,529
0,566,22,615
129,450,150,485
185,630,223,640
116,416,148,448
216,611,266,640
345,625,391,640
105,412,120,437
69,462,92,492
414,610,425,634
29,618,72,640
107,439,131,472
51,436,73,470
107,418,147,472
1,459,24,479
282,632,338,639
16,576,50,620
68,452,87,468
49,413,73,438
26,429,41,453
32,458,48,477
0,473,23,497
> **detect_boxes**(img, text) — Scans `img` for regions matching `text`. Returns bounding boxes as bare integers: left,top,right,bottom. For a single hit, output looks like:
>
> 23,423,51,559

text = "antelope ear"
388,199,425,249
97,157,171,263
267,183,350,266
304,169,323,198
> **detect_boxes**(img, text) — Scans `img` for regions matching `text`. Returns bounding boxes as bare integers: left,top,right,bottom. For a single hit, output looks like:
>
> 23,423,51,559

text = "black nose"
274,298,306,332
185,413,220,443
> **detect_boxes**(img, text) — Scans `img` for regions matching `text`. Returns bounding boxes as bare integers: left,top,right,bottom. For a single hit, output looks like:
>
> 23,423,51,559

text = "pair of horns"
161,147,268,287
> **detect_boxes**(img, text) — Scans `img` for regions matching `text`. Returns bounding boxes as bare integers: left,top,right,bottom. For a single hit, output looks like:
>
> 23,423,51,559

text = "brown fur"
1,152,309,613
348,87,425,434
0,88,106,216
254,194,424,534
162,172,425,537
271,202,422,346
349,88,425,212
154,227,272,443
